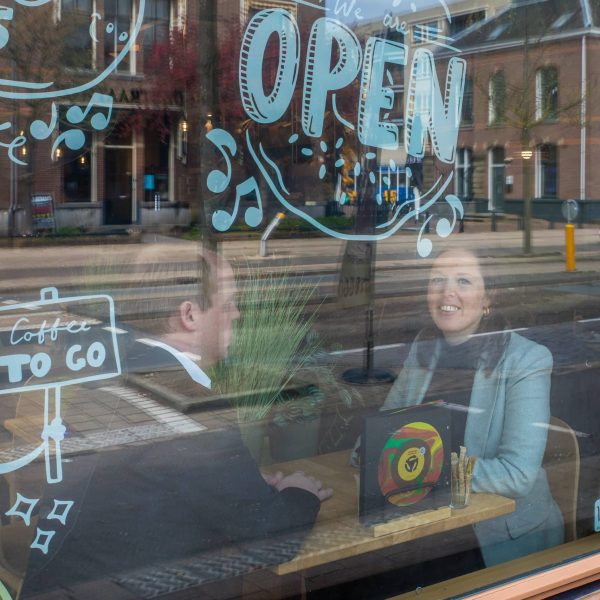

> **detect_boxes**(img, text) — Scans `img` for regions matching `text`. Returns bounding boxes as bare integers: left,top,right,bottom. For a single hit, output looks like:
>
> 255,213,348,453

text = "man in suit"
21,247,332,599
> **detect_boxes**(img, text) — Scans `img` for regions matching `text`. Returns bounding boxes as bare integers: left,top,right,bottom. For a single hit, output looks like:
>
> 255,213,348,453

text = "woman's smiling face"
427,249,490,345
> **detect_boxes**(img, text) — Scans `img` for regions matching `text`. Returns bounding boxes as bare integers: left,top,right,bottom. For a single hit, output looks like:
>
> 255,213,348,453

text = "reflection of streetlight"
178,119,188,162
521,149,533,160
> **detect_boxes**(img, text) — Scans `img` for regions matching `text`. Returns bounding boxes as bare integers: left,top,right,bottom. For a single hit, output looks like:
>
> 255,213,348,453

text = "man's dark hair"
89,247,221,335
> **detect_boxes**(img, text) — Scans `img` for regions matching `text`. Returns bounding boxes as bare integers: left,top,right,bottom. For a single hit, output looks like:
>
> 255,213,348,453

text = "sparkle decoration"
47,499,74,526
31,528,56,555
5,492,38,526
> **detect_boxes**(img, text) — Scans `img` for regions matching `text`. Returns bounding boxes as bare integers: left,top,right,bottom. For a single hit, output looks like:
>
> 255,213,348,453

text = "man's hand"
263,471,284,487
273,470,333,502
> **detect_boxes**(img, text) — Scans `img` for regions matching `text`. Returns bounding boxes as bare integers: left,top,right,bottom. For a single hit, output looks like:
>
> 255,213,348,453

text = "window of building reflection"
448,10,486,37
104,0,133,73
536,66,559,121
63,149,92,203
456,148,473,201
142,0,171,71
462,77,474,126
488,71,506,125
60,0,94,69
536,144,558,198
489,146,505,210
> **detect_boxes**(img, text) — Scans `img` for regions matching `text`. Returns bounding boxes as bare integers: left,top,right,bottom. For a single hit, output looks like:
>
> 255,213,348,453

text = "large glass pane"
0,1,599,599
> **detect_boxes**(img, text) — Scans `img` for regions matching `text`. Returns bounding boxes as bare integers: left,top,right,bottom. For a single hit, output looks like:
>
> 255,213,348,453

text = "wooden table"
266,450,515,576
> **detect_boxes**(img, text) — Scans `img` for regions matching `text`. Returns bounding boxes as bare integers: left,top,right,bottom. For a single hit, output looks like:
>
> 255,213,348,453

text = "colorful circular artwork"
377,421,444,507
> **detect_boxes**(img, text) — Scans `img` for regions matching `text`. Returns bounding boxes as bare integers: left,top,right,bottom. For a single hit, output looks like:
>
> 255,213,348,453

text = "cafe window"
4,1,600,599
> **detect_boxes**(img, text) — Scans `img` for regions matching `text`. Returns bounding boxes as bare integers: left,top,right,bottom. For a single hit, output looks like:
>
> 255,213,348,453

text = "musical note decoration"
30,102,58,140
0,93,114,164
66,93,113,130
436,194,463,238
212,176,263,231
206,129,236,194
416,193,464,257
51,129,86,156
51,93,114,158
207,128,264,231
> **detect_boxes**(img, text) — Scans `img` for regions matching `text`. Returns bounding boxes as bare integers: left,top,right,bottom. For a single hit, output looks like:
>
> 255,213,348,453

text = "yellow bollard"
565,223,576,272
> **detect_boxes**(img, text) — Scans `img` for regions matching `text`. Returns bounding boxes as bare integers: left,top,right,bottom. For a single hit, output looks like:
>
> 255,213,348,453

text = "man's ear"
178,300,200,332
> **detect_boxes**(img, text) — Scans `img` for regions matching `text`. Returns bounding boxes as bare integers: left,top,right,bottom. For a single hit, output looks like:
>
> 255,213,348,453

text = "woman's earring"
483,306,491,318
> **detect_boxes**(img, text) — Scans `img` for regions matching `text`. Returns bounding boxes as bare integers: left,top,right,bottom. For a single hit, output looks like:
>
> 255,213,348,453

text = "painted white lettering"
66,345,85,372
358,38,407,149
30,352,52,378
405,49,466,163
0,354,30,383
10,317,91,346
86,342,106,368
333,0,363,19
10,317,29,345
302,18,362,137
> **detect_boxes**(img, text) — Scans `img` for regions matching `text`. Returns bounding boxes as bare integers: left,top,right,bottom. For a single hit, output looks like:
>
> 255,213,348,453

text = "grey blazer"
382,331,564,566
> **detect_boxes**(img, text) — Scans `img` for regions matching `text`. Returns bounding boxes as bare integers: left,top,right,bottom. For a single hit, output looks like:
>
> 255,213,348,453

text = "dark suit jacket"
21,429,320,598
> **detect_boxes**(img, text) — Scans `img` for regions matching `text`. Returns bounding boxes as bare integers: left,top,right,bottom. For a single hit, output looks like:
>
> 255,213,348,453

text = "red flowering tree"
117,25,199,139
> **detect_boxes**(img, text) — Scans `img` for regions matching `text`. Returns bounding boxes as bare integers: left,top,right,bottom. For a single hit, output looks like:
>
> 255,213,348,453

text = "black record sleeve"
359,402,451,525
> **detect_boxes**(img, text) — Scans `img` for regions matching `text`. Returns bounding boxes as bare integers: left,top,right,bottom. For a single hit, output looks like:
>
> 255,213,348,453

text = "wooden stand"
369,506,452,537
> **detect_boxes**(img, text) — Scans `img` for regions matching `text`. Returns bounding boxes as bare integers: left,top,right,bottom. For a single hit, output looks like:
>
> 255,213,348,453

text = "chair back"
543,416,580,543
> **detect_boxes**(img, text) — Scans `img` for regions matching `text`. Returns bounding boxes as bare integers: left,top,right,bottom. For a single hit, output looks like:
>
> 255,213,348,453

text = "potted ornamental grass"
211,267,321,462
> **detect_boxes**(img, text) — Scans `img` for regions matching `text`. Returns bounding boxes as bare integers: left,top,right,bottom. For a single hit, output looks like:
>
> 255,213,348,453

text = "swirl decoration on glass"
209,0,466,256
0,0,145,164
